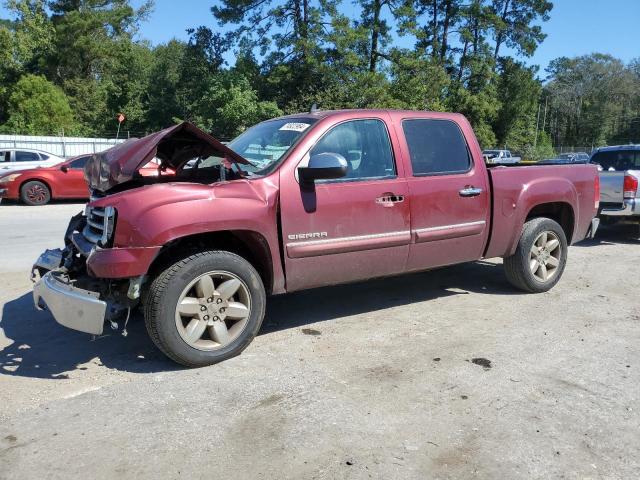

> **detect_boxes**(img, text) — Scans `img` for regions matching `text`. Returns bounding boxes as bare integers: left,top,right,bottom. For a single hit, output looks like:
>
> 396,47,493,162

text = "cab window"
310,119,396,181
402,119,471,175
590,150,640,171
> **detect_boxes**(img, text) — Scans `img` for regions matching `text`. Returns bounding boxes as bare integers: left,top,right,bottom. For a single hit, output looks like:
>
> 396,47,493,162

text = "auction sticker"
279,122,311,132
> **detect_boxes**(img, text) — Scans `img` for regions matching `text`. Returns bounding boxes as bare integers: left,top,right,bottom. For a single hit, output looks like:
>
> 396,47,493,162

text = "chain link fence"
552,146,594,155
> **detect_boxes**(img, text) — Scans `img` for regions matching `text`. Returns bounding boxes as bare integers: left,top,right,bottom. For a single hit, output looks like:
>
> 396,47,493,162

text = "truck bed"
484,163,599,259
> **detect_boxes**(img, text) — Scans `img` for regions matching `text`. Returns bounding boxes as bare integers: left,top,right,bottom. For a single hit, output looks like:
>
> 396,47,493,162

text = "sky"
2,0,639,72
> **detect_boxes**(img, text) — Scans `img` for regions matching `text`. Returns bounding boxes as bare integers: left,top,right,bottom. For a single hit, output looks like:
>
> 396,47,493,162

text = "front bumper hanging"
33,270,107,335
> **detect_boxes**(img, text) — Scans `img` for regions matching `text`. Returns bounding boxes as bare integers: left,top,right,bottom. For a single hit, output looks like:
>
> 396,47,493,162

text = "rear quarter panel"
485,163,598,258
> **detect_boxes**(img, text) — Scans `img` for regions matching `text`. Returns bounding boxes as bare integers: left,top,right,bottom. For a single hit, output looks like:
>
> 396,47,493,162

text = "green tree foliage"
493,58,540,149
544,54,640,147
1,74,78,134
0,0,638,155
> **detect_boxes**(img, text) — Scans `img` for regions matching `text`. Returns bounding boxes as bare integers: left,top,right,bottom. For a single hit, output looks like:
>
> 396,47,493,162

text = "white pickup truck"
482,149,521,164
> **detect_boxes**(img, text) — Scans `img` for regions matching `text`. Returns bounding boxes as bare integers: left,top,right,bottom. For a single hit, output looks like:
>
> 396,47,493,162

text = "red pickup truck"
32,110,600,367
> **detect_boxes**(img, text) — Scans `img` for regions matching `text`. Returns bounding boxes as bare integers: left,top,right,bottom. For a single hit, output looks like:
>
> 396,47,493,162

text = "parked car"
482,149,521,164
558,152,590,162
538,152,591,165
0,154,91,205
0,156,173,205
0,148,65,172
32,111,600,367
589,145,640,221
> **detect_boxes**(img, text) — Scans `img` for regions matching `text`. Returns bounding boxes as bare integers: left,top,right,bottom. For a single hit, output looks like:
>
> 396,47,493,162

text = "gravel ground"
0,203,639,479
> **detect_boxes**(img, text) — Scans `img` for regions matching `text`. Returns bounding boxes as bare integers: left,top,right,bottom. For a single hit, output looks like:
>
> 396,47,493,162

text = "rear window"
590,150,640,171
402,119,471,175
15,151,40,162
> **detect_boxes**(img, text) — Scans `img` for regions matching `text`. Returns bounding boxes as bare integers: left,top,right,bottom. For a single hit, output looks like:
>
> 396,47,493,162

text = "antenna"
310,103,318,113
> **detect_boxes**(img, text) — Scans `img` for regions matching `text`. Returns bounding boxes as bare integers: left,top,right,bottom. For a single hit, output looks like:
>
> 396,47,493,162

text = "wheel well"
20,178,51,197
147,230,274,294
526,202,574,243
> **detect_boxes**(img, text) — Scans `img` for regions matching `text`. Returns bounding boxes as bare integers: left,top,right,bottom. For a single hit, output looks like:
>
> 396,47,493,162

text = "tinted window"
590,150,640,171
15,151,40,162
40,153,49,160
310,119,395,181
402,119,470,175
70,156,90,169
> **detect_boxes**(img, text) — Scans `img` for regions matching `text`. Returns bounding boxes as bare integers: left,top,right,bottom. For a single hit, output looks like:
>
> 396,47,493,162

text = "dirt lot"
0,202,639,479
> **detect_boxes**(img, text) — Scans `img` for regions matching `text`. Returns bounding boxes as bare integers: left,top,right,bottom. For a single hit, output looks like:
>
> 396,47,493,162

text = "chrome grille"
83,205,115,247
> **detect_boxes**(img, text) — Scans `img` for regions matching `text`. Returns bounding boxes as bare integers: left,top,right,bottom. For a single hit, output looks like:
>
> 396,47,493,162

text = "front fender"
87,179,284,289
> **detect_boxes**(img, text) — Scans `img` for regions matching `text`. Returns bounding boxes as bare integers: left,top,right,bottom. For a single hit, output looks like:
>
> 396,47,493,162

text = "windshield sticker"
279,122,311,132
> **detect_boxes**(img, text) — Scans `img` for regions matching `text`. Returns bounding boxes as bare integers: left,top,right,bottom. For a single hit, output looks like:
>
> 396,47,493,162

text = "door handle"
459,186,483,197
376,194,404,206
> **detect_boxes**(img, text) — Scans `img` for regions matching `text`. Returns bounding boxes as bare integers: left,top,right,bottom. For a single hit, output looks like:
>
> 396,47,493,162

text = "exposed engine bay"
84,121,250,193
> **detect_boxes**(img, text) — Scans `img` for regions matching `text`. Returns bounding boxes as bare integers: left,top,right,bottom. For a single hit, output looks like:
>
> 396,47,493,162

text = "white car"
0,149,66,172
482,149,521,164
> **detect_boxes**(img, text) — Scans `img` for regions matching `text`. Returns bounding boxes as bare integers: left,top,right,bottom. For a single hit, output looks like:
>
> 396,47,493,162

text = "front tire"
144,251,266,367
20,180,51,206
504,217,568,293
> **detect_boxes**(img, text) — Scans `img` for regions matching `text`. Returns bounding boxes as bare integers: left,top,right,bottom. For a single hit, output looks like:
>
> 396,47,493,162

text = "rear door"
397,116,490,272
591,150,640,206
14,150,45,170
279,116,411,291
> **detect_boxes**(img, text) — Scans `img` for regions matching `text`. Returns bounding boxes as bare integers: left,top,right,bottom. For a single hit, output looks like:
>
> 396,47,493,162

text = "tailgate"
598,171,625,206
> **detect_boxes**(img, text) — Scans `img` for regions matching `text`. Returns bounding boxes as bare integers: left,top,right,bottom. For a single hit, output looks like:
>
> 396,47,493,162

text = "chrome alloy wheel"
175,271,252,350
529,231,561,282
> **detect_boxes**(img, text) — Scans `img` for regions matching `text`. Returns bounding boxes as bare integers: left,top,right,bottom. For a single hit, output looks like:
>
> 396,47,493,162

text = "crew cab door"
279,116,410,291
397,117,490,271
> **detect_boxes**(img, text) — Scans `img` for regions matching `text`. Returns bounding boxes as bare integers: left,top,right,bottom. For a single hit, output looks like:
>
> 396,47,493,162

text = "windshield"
227,117,318,175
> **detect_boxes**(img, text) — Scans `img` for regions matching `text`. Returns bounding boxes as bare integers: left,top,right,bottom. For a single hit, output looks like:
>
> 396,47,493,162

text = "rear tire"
504,217,568,293
144,250,266,367
20,180,51,206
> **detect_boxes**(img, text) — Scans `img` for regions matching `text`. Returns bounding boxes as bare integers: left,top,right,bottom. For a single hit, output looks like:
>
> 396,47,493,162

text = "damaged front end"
31,122,252,337
32,206,141,337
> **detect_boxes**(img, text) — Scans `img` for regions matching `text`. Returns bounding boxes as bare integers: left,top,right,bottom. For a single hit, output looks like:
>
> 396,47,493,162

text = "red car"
32,113,600,367
0,155,170,205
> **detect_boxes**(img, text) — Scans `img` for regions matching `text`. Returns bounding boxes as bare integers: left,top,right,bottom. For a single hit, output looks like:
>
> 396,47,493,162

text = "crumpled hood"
84,122,249,192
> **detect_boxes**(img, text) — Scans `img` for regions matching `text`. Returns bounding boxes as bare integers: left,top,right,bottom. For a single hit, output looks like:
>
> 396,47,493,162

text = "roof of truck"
594,144,640,152
277,109,463,120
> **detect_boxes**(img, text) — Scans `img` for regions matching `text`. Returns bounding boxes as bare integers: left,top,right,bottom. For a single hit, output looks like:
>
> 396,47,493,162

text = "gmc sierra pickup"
32,110,600,367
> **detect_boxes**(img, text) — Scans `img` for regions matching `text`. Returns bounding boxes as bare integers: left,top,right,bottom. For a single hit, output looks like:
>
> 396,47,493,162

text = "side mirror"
298,152,348,186
60,165,68,173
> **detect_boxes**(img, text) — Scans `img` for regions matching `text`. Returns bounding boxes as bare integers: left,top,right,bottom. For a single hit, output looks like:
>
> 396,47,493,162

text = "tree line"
0,0,639,158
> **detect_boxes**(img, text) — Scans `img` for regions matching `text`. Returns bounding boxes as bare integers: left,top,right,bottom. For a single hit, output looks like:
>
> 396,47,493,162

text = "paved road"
0,201,84,273
0,204,639,479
